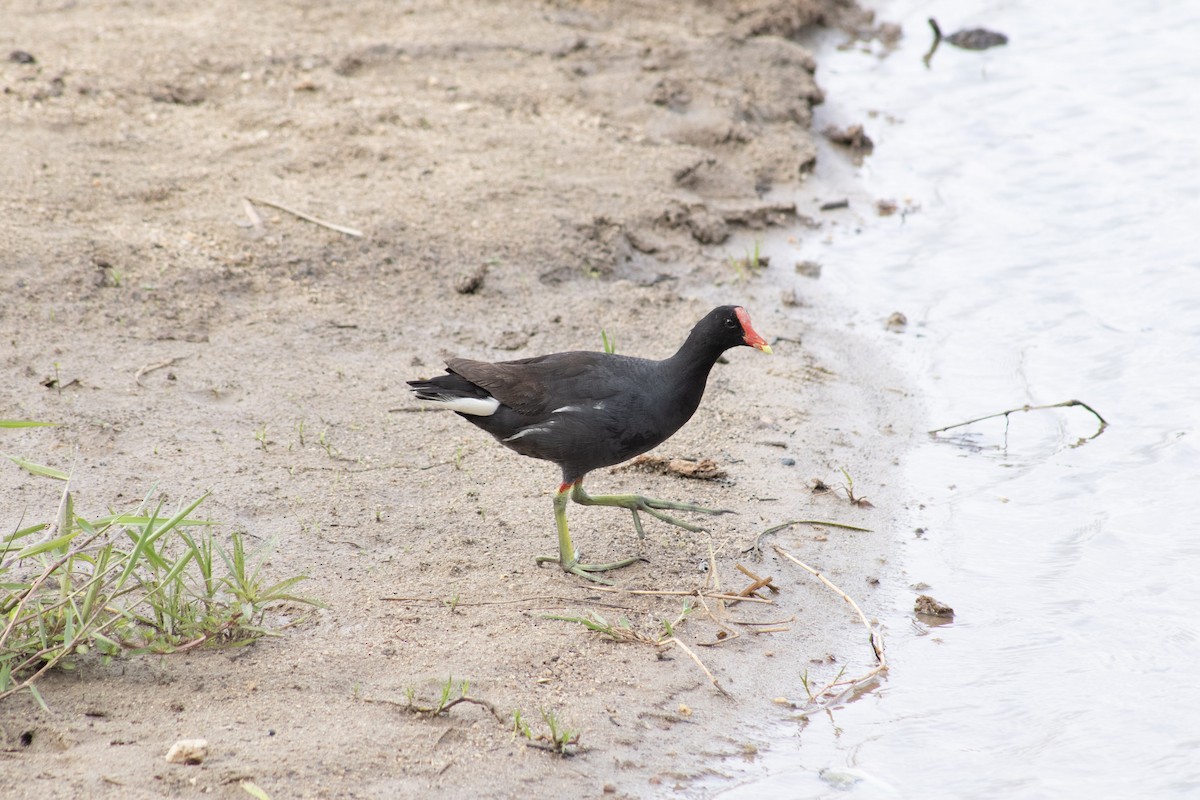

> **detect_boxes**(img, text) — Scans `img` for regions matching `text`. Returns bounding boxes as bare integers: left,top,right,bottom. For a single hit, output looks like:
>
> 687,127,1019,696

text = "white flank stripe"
503,426,549,442
552,405,580,413
437,396,500,416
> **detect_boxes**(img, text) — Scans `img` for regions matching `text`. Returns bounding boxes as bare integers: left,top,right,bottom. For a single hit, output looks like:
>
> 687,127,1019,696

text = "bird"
407,305,772,583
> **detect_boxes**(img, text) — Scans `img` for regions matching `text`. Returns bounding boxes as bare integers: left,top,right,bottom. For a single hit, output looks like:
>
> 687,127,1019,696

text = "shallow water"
723,1,1200,797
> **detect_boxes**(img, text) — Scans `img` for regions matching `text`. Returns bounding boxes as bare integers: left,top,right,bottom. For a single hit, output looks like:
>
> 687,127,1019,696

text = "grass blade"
92,513,216,528
1,453,69,480
15,532,79,559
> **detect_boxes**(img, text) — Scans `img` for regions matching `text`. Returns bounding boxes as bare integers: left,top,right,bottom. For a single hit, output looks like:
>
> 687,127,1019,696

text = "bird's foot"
573,487,734,537
535,553,648,585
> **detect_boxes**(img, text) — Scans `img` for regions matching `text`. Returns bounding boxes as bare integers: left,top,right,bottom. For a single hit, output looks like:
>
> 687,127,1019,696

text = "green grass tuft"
1,477,323,704
600,329,617,355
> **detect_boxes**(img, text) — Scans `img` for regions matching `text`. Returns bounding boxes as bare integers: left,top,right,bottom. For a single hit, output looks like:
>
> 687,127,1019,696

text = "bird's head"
732,306,773,354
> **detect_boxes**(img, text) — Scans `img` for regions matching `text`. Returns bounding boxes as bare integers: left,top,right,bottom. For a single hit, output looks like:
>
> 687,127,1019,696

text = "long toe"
639,496,735,515
536,553,648,584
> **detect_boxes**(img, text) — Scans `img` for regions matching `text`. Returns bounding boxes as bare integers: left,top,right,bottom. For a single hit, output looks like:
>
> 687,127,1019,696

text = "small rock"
823,124,874,154
780,457,795,466
820,768,862,789
686,209,729,245
795,260,822,278
454,263,488,294
150,84,205,106
10,50,36,64
165,738,208,765
886,311,908,331
334,55,364,77
915,594,954,618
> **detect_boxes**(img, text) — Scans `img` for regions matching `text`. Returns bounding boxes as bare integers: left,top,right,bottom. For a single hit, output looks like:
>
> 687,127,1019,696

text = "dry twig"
134,356,185,388
773,545,883,664
772,544,888,710
694,593,740,647
364,694,503,723
736,563,779,593
587,587,774,604
381,594,636,612
665,636,730,698
244,196,364,237
744,518,872,557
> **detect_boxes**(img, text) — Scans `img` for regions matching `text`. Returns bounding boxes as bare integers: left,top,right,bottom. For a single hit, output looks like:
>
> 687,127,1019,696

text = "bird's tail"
407,378,500,417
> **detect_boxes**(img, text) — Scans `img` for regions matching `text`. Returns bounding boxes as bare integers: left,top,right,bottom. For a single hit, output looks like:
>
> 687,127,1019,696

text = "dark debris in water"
924,18,1009,67
915,594,955,618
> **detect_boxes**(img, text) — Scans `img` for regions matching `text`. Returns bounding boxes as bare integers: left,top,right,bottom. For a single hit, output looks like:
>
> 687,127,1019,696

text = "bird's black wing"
446,352,634,416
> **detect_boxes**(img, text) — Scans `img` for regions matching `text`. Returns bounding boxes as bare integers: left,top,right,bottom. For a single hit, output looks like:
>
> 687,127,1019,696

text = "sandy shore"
0,1,917,796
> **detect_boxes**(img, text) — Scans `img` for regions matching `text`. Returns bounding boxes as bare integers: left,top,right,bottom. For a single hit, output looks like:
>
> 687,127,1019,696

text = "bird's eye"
725,318,739,329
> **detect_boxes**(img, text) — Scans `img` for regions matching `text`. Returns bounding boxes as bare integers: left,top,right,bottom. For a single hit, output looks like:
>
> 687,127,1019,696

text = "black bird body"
436,349,709,483
407,305,772,581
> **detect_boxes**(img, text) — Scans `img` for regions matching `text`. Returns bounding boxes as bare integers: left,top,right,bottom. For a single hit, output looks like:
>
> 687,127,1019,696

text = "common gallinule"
408,305,772,582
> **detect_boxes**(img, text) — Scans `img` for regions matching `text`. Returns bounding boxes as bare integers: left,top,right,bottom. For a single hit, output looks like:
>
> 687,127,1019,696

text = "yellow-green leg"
535,482,646,584
570,479,733,539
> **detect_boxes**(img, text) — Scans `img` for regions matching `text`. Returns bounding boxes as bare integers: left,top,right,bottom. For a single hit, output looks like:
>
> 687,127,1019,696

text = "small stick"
245,196,364,238
810,663,888,708
666,636,731,698
773,545,885,666
381,594,635,611
737,575,775,598
135,356,185,388
363,694,503,723
694,593,740,646
736,563,779,593
745,519,873,556
587,587,774,604
705,537,721,594
929,399,1108,441
729,616,796,626
750,626,790,634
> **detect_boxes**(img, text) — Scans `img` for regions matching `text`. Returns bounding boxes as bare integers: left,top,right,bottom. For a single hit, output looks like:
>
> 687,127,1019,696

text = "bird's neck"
663,330,725,392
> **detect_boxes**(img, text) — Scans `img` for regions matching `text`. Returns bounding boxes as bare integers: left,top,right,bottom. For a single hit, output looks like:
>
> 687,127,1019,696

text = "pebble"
780,457,795,466
165,739,209,765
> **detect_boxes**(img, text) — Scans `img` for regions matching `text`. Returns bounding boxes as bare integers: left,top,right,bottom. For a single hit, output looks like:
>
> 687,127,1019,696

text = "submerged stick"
929,399,1108,443
923,18,943,67
245,196,364,237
